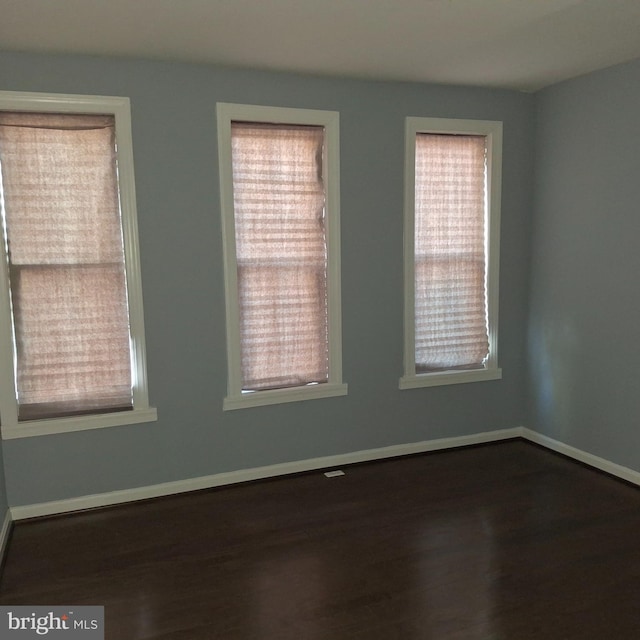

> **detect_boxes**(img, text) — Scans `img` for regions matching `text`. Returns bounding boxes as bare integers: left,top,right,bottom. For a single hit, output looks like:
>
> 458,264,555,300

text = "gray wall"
528,58,640,470
0,438,7,518
0,51,534,507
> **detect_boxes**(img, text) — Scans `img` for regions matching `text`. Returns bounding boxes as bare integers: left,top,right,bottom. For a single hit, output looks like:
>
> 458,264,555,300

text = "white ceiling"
2,0,640,91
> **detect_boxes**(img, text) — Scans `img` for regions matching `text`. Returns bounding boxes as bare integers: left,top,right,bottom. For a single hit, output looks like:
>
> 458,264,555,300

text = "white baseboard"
12,425,639,521
0,510,12,563
520,427,640,486
10,427,522,520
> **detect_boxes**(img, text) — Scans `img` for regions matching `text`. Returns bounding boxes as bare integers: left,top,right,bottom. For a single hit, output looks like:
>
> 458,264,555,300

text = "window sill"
399,367,502,390
1,406,158,439
224,382,348,411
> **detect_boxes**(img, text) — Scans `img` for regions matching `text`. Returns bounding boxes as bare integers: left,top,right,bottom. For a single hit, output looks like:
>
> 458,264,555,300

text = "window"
400,117,502,389
217,103,346,409
0,91,156,438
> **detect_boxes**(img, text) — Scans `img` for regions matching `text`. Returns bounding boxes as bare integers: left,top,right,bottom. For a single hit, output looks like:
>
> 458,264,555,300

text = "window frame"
217,103,346,410
400,116,503,390
0,90,156,439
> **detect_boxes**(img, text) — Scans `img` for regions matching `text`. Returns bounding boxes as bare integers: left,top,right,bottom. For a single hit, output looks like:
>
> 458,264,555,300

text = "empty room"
0,1,639,638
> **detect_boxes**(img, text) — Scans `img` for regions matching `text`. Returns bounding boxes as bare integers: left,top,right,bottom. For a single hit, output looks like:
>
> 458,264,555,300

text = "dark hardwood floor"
2,440,640,639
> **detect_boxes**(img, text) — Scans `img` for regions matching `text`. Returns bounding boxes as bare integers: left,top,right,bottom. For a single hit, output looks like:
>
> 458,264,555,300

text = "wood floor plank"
1,441,640,639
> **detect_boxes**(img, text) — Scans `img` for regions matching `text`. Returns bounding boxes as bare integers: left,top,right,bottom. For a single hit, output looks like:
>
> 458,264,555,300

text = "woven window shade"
0,112,132,420
414,133,489,372
231,122,328,390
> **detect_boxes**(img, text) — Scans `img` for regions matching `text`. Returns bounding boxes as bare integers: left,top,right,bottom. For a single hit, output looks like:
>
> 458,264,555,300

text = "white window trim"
0,90,157,438
400,117,503,390
217,103,347,410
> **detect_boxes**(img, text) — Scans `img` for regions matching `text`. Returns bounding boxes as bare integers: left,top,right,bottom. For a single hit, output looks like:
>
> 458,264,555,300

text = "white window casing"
0,91,156,438
217,103,346,410
400,117,503,389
